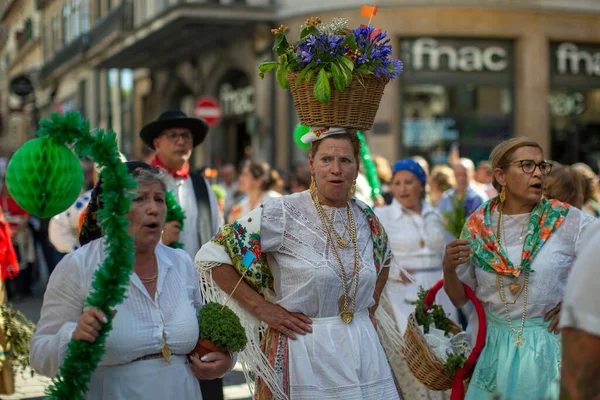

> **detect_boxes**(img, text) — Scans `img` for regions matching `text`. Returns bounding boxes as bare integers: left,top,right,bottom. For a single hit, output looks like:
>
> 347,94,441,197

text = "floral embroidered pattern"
460,197,569,278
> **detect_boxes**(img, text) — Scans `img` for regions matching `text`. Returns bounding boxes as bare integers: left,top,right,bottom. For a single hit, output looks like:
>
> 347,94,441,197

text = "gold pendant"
340,311,354,324
161,343,172,363
513,335,526,348
419,239,425,248
337,238,349,248
508,282,521,295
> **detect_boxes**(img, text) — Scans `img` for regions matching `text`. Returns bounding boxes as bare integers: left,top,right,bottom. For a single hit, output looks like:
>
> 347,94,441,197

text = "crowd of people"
0,106,599,399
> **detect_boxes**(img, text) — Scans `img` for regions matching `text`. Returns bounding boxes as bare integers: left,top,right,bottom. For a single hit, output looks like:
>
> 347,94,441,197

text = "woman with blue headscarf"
376,159,457,332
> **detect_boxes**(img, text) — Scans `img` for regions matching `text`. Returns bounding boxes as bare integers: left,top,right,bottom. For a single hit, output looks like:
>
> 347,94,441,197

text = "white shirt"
375,199,445,278
30,239,202,378
560,219,600,336
457,207,594,320
164,175,222,259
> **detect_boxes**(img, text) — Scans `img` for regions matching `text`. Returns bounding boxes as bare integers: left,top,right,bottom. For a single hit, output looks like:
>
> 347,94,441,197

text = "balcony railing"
89,3,126,49
133,0,273,29
39,36,87,80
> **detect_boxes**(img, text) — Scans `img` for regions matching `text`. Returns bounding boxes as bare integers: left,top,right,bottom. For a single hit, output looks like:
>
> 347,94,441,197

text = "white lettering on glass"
220,83,255,117
556,43,600,76
412,38,508,72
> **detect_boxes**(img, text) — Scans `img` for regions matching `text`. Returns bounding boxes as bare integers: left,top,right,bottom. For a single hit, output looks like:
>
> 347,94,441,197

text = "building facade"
276,0,600,170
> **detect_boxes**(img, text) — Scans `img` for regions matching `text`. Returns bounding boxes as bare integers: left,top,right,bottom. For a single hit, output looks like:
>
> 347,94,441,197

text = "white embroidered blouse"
260,191,392,318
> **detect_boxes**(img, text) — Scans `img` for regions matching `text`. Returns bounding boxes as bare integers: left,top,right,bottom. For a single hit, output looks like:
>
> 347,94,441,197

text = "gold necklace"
313,193,352,248
496,205,529,347
403,207,426,248
312,188,359,323
139,257,158,283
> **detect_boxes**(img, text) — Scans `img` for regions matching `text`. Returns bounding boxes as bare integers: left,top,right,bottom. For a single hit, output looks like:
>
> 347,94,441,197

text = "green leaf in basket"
314,68,331,104
341,33,356,49
305,68,316,83
339,56,355,75
295,68,309,87
357,64,374,75
300,26,319,40
330,62,346,92
336,60,352,87
276,65,289,90
257,61,278,79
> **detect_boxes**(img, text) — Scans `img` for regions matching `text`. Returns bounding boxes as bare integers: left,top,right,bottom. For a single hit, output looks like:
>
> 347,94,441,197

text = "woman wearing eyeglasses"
442,138,594,400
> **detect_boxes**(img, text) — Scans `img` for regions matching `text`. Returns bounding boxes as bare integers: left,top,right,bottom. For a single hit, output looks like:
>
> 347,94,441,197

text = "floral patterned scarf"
460,197,570,278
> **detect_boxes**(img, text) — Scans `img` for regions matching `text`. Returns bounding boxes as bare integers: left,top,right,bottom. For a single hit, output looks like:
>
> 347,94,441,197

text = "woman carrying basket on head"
443,138,594,400
195,127,405,399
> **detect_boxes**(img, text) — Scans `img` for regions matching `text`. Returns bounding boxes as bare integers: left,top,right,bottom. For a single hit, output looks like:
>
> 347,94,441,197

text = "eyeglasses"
502,159,553,175
163,131,193,143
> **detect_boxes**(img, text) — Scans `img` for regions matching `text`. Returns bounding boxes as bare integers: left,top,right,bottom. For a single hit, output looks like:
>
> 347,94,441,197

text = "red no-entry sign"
194,97,222,128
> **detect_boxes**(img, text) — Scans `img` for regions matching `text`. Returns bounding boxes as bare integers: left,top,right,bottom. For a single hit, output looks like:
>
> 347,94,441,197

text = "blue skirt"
466,312,560,400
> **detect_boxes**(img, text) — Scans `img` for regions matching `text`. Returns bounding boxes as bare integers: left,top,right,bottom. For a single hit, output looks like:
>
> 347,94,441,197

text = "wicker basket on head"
402,280,487,396
287,72,389,130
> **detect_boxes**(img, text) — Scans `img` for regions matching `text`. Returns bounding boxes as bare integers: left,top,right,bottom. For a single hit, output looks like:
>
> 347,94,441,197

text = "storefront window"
550,89,600,169
549,42,600,171
400,38,514,166
402,84,512,165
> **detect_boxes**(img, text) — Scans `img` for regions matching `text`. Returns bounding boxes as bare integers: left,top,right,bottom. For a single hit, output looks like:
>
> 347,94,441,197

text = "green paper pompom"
293,124,311,152
6,138,84,218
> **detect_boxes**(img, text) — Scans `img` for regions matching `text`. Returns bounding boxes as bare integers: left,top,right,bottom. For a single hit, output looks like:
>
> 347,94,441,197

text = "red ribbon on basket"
425,280,487,400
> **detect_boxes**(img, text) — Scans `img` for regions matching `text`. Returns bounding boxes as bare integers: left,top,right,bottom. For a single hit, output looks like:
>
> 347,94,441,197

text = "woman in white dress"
196,127,404,399
376,159,456,332
443,138,594,399
30,162,233,399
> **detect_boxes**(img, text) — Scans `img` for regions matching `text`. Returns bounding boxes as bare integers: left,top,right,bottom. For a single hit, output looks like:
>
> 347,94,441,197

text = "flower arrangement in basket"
0,304,36,377
403,280,487,399
190,302,247,359
257,8,403,130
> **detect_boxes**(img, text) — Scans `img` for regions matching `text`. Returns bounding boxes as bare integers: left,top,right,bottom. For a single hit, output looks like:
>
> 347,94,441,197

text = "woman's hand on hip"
188,351,232,380
72,307,107,343
443,239,473,273
544,302,562,335
257,302,312,340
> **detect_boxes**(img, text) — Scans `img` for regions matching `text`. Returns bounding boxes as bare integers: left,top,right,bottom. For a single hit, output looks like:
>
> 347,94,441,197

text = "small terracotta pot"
190,338,227,359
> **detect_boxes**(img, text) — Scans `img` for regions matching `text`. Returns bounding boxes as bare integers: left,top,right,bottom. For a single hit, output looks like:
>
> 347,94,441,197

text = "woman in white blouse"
30,162,233,400
376,158,457,332
443,138,594,399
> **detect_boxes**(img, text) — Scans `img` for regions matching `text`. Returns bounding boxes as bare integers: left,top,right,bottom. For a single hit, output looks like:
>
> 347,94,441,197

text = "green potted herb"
0,304,36,377
190,302,247,358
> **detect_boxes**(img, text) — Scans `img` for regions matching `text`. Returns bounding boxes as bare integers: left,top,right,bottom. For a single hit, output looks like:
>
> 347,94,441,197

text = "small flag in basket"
360,4,378,18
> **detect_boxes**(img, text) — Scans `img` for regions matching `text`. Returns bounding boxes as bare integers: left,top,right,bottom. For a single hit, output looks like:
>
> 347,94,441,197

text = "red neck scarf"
151,156,190,179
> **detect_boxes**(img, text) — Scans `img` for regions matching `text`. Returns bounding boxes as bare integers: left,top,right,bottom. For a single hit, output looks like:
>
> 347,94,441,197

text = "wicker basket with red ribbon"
402,280,487,400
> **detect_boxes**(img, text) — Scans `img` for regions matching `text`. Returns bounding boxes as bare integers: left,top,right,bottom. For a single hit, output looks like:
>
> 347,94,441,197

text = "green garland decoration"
356,131,382,199
28,112,137,399
165,190,186,249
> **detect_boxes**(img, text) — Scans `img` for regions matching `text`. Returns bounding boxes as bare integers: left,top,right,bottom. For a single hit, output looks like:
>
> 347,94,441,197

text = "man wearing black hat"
140,110,224,398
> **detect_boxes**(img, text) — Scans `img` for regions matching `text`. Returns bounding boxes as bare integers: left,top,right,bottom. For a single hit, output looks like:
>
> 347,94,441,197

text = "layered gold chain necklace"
496,205,530,348
312,188,360,324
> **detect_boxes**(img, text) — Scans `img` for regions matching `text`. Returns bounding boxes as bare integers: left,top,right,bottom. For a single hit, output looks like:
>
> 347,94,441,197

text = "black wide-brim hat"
140,110,209,149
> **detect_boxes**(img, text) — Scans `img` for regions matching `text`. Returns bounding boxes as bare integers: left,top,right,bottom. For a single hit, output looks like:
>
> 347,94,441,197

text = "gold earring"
500,186,506,202
350,180,357,198
310,176,316,194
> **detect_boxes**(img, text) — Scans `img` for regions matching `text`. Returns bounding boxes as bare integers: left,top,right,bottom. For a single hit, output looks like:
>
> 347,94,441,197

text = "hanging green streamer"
165,190,186,249
21,112,138,400
357,131,381,199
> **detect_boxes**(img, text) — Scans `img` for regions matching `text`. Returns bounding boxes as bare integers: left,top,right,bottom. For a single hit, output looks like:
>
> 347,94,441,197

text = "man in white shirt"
559,219,600,399
140,110,223,399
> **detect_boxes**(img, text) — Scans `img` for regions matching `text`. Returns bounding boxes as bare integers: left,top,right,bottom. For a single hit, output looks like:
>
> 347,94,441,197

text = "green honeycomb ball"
5,138,84,218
